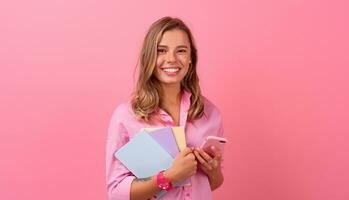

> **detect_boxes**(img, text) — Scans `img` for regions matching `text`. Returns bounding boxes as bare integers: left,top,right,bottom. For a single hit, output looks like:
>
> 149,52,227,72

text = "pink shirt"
106,90,224,200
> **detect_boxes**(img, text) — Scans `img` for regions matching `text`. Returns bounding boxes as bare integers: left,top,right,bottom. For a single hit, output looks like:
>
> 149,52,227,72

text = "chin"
154,71,185,86
159,78,182,86
161,81,181,86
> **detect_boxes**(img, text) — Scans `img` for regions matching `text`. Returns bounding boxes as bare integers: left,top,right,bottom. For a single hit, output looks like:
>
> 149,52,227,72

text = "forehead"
158,29,190,46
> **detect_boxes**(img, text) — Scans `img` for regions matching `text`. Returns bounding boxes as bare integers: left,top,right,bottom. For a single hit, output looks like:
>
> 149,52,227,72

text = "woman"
106,16,224,200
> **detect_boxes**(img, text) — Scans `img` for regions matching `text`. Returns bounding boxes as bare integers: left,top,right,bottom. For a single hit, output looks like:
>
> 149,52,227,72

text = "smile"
162,68,180,73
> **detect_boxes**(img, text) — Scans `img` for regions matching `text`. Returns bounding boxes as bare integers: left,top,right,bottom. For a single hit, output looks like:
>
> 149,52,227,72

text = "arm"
106,108,136,200
130,147,197,200
207,167,224,190
206,108,225,190
194,146,224,191
207,121,225,190
107,145,171,200
106,136,135,200
106,107,197,199
129,176,160,200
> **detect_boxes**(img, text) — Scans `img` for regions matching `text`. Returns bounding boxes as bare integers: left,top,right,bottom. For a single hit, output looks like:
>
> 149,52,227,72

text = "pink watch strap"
156,170,173,191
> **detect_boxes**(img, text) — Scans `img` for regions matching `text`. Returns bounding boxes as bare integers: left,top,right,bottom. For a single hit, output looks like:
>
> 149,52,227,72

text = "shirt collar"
157,89,192,125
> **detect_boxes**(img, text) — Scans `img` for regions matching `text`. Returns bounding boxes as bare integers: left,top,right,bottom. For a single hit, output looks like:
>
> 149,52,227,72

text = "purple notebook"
148,127,179,158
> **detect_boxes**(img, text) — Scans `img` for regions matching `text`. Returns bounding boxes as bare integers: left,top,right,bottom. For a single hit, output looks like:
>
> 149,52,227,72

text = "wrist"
163,169,176,183
208,168,221,180
156,170,173,191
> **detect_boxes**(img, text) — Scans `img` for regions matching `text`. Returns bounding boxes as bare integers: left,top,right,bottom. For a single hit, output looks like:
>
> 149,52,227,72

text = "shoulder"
109,100,149,136
107,101,139,142
108,101,133,130
201,96,224,136
190,96,224,137
109,100,138,127
113,100,132,115
202,96,222,119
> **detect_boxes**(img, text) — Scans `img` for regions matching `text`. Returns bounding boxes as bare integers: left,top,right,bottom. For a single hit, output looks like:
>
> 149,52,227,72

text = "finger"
209,159,219,168
193,150,205,163
186,152,195,161
210,146,222,160
194,150,212,170
180,147,193,156
198,148,214,163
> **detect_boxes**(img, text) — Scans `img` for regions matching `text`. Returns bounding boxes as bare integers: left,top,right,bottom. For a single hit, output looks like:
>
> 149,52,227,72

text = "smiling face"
154,29,191,87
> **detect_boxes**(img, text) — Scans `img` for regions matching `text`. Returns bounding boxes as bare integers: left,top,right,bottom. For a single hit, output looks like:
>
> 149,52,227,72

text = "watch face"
160,183,168,189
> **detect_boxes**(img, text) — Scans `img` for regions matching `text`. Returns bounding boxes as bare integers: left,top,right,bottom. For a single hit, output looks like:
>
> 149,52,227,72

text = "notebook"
147,127,179,158
171,126,187,151
144,126,187,151
114,130,174,178
144,127,191,187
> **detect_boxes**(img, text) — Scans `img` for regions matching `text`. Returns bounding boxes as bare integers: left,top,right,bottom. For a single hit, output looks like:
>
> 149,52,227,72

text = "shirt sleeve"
106,106,136,200
216,109,225,173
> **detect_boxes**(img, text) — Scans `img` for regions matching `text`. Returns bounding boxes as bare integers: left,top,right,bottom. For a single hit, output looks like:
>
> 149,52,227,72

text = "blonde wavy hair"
131,16,204,123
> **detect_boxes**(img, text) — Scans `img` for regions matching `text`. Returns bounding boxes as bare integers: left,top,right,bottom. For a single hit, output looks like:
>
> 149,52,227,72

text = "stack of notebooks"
114,127,190,197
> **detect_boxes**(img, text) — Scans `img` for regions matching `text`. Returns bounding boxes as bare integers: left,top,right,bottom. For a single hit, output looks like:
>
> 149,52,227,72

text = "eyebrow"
157,45,189,49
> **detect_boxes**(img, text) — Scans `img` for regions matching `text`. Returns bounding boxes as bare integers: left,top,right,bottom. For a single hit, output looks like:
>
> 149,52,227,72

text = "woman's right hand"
164,147,197,183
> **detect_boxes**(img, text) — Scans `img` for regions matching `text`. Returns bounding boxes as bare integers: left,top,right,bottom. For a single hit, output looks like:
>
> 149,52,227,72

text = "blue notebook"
114,130,174,178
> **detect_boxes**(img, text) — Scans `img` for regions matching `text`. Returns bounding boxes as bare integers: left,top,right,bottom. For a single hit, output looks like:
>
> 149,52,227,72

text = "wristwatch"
156,170,173,191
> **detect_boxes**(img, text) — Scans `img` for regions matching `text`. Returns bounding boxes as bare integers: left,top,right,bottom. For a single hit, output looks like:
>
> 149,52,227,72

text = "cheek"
178,55,189,65
182,66,190,76
155,58,164,75
180,58,190,70
156,57,162,68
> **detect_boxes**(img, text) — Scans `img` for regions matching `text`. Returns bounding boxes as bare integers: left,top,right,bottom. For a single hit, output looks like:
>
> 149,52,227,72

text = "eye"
157,48,166,54
177,49,187,53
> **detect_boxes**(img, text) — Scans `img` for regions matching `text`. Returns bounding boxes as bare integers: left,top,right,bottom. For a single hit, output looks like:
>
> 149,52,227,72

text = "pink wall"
1,0,348,199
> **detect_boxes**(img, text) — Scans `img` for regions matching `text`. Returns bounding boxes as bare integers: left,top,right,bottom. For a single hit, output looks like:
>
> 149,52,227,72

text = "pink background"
1,0,348,199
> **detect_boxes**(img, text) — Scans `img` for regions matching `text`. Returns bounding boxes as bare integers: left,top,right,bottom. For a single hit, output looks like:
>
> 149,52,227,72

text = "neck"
160,84,182,106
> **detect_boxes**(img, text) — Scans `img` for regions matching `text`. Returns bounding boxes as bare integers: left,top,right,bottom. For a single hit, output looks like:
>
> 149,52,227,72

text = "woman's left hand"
193,146,222,176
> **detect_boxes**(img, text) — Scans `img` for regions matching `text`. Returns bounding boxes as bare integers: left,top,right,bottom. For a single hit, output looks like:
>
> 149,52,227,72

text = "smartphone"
200,136,227,155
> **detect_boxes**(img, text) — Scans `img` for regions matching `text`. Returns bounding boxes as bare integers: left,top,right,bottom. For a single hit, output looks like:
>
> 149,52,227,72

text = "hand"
164,147,197,183
193,146,222,177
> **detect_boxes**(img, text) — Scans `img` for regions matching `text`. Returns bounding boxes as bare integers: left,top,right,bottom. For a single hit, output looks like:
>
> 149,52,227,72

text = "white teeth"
163,68,179,73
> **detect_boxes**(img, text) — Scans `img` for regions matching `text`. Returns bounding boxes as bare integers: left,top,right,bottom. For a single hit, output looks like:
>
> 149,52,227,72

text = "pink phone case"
200,136,227,155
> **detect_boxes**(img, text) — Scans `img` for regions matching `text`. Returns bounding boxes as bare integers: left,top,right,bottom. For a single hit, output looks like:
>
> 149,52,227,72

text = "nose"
165,51,176,63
